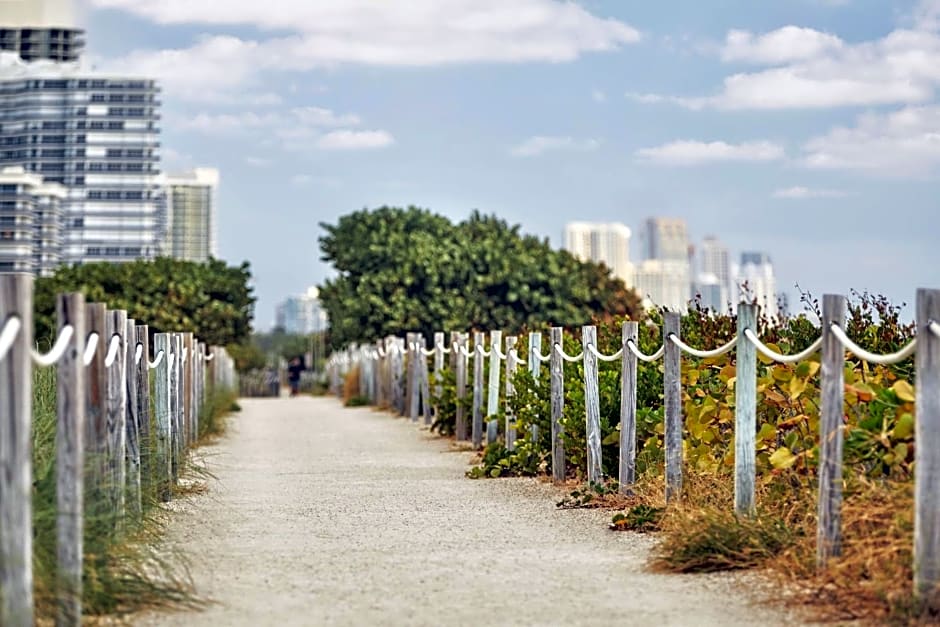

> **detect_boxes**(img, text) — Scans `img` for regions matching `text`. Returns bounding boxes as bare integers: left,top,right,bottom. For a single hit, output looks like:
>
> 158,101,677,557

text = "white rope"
104,334,122,368
930,321,940,339
83,332,99,366
31,325,74,367
134,343,143,365
744,329,822,364
181,347,188,366
586,343,624,362
829,324,917,365
625,340,664,363
535,350,552,363
458,345,472,358
476,344,491,358
0,316,22,364
667,334,736,359
205,353,215,361
420,347,436,356
437,342,451,354
168,352,175,368
149,350,165,369
553,343,584,363
377,346,387,358
494,346,508,360
510,349,526,365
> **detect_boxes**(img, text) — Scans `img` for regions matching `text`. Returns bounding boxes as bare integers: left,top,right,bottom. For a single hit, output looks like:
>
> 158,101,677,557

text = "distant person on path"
288,356,306,397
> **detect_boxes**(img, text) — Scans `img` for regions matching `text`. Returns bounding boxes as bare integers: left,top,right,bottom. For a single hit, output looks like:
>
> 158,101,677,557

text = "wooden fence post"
136,325,151,501
505,335,518,451
664,312,682,502
915,288,940,604
153,333,171,501
486,330,502,444
433,331,444,420
420,335,432,426
619,321,637,492
124,320,142,520
84,303,107,498
550,327,565,484
106,309,128,524
528,332,542,444
0,274,34,627
582,326,602,484
183,333,194,447
406,333,416,419
735,303,757,516
170,334,182,483
817,294,846,567
472,331,484,450
56,292,85,627
455,333,468,442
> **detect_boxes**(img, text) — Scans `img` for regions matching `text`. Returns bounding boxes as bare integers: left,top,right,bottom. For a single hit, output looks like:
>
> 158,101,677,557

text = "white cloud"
633,1,940,110
94,1,639,101
316,130,395,150
592,89,607,103
635,140,785,165
772,186,849,199
510,136,600,157
721,26,844,64
801,105,940,177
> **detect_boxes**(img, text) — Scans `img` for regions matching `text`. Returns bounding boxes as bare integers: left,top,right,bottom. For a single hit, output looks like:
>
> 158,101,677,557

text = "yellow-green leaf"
757,422,776,442
892,380,915,403
894,413,914,440
789,377,807,400
769,447,797,470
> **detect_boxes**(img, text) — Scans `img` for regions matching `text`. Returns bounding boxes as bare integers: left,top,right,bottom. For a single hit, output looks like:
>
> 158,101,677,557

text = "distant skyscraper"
643,217,689,261
735,251,778,317
563,221,634,287
165,168,218,262
697,236,731,312
275,287,329,334
0,165,65,274
634,259,691,313
0,58,164,266
0,0,84,62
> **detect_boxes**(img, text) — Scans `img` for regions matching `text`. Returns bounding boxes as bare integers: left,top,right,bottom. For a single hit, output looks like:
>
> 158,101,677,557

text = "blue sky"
77,0,940,328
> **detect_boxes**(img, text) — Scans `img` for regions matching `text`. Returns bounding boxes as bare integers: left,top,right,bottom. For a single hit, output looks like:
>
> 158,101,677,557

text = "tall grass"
30,366,237,619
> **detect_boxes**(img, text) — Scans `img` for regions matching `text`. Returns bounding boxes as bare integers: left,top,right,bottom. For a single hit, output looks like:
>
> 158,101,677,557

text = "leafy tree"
318,206,641,347
33,257,256,349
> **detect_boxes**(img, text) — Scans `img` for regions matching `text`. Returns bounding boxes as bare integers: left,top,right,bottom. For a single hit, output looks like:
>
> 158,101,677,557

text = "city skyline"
13,0,940,328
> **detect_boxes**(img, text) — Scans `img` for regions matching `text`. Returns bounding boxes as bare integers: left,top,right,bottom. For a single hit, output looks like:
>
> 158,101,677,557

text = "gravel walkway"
138,396,804,626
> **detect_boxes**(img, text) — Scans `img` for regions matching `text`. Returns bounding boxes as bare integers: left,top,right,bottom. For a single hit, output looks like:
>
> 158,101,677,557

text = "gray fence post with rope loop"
528,331,542,445
455,333,469,442
486,330,502,444
582,326,602,484
664,312,683,502
619,321,638,492
472,331,485,450
550,326,565,484
735,303,758,516
818,294,847,567
505,335,518,451
915,288,940,604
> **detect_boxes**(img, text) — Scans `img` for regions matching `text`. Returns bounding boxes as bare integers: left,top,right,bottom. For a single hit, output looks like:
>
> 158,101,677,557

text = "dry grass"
342,366,361,403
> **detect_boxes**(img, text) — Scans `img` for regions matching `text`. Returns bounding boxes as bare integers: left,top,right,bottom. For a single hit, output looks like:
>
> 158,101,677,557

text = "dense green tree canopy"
319,207,641,347
34,257,255,348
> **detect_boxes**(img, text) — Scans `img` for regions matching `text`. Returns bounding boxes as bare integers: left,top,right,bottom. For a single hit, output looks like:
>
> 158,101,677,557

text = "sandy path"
137,396,803,627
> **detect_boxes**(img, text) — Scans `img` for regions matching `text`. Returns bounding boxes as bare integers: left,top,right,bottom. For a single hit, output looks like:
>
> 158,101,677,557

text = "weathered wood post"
183,333,194,447
550,327,565,484
153,334,171,501
664,312,682,502
818,294,846,567
420,335,433,426
735,303,757,516
455,333,468,442
486,330,502,444
433,331,444,420
0,274,34,627
106,309,128,524
393,337,405,414
406,332,417,419
505,335,518,451
124,320,142,520
528,331,542,444
915,288,940,604
472,331,484,450
170,334,182,482
619,321,637,492
136,325,151,500
84,303,107,497
56,293,85,627
582,326,602,484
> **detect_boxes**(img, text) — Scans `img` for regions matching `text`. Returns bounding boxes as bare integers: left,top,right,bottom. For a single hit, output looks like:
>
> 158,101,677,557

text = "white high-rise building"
0,165,65,274
634,259,690,313
696,236,731,312
165,168,218,262
275,286,329,335
643,217,689,262
0,0,84,63
734,252,777,318
563,221,634,286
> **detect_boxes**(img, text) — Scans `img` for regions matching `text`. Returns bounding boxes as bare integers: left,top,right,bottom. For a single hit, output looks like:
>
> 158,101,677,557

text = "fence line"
325,287,940,602
0,274,236,627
